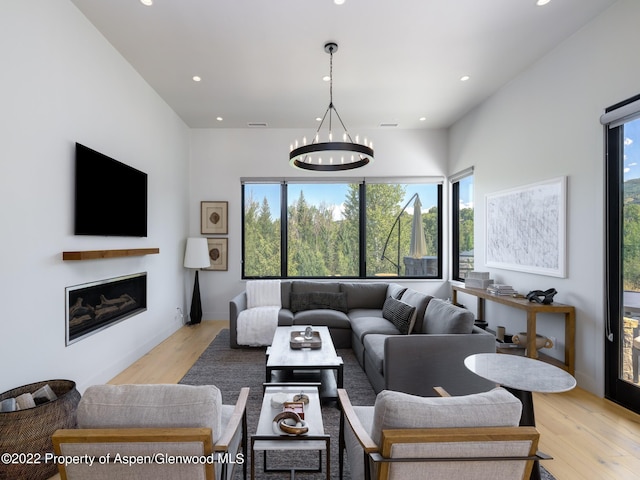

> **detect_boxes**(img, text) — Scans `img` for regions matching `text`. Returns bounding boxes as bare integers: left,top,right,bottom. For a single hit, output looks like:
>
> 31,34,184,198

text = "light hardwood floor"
52,321,640,479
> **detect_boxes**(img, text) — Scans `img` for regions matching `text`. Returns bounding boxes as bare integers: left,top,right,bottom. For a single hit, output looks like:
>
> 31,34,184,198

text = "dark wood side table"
452,284,576,375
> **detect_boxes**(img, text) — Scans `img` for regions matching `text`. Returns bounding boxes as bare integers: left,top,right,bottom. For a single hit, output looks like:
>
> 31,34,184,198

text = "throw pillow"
289,292,348,313
398,289,433,333
382,296,416,335
421,298,474,334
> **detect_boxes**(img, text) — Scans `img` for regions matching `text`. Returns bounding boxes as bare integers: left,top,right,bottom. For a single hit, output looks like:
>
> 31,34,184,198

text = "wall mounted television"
74,143,148,237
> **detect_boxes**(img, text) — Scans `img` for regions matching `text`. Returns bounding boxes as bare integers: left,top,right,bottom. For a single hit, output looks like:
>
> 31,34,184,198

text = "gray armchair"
52,384,249,480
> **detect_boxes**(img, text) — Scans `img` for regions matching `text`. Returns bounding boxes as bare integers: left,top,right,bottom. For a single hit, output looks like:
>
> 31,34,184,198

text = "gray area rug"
180,329,555,479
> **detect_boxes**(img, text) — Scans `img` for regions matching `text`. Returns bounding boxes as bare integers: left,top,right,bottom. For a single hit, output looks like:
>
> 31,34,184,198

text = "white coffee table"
266,326,344,402
251,385,330,480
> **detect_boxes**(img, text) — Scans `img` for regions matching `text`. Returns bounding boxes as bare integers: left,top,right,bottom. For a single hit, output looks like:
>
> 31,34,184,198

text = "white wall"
0,1,190,393
188,127,451,320
449,0,640,396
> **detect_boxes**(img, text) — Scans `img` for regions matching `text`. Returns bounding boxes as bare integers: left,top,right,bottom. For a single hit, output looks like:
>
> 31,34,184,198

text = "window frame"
241,178,443,280
450,167,474,282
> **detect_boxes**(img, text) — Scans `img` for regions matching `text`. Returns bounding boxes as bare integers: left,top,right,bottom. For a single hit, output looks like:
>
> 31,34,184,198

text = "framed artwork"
485,176,567,278
201,201,228,234
204,238,228,271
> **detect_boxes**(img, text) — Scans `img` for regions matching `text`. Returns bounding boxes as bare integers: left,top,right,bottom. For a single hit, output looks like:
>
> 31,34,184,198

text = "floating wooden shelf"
62,248,160,261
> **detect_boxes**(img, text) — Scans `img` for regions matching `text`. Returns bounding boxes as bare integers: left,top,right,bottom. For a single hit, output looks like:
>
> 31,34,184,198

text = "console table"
452,285,575,375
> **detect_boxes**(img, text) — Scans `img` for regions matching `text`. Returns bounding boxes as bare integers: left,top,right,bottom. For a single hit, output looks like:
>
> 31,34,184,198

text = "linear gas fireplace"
65,272,147,346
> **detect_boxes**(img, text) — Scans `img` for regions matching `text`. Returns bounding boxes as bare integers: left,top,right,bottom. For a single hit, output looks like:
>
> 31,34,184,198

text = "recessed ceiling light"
316,117,322,122
460,75,470,82
536,0,551,5
334,0,346,5
216,117,223,122
140,0,153,6
192,75,201,82
322,75,331,82
419,117,427,122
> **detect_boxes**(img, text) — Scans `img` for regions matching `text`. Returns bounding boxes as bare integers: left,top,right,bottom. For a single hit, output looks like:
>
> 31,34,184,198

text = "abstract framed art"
485,176,567,278
204,238,228,271
201,201,228,235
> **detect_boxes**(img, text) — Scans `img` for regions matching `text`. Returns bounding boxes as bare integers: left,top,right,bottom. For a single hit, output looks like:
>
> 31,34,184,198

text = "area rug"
180,329,556,479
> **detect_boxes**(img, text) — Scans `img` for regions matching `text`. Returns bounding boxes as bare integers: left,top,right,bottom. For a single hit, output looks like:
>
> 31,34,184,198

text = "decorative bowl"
511,332,553,358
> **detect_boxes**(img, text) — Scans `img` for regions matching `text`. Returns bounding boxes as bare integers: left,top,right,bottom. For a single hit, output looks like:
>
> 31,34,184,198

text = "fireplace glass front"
65,272,147,345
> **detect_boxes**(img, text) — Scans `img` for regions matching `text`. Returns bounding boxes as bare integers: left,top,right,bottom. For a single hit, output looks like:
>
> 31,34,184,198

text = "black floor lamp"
183,237,210,325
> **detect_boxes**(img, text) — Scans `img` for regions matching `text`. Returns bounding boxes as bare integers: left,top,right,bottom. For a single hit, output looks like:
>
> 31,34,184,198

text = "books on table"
486,284,516,295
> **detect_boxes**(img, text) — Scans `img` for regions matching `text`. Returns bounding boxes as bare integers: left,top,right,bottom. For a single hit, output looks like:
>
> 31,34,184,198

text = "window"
242,179,442,279
242,183,281,277
603,93,640,413
451,168,474,281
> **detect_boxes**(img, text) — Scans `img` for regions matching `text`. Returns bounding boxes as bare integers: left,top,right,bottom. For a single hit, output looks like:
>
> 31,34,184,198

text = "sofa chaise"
229,281,496,396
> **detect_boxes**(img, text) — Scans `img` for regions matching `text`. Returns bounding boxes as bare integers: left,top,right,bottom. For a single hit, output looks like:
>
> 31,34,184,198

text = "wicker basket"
0,379,81,480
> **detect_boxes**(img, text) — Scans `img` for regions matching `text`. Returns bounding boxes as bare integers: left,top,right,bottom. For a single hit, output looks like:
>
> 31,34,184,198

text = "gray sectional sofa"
229,281,496,396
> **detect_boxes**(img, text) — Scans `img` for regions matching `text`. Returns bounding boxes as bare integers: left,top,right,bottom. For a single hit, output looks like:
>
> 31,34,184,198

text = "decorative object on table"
304,326,314,339
272,410,308,435
289,329,322,349
464,271,494,289
526,288,558,304
283,401,305,419
486,283,516,296
485,176,567,278
270,393,289,409
496,325,506,342
512,332,554,358
289,42,373,171
203,237,228,271
200,200,228,234
0,380,80,480
293,392,310,404
183,237,210,324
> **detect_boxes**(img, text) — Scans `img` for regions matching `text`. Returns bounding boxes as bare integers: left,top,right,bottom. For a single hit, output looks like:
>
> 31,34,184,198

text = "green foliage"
458,207,474,253
243,196,280,277
623,179,640,290
624,202,640,290
244,184,442,277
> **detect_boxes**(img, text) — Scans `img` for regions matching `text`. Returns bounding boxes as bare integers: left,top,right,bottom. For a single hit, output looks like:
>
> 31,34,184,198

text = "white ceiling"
70,0,617,130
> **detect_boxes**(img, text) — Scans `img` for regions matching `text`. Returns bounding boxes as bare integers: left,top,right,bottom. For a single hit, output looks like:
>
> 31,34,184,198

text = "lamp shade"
184,237,210,269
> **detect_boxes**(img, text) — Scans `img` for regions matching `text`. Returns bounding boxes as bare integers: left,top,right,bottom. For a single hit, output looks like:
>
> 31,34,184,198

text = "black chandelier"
289,42,374,171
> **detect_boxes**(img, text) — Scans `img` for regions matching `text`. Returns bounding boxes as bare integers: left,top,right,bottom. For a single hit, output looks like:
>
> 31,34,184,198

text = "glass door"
605,100,640,412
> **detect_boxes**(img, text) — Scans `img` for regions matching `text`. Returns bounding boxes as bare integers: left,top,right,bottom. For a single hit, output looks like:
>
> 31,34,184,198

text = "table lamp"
184,237,210,325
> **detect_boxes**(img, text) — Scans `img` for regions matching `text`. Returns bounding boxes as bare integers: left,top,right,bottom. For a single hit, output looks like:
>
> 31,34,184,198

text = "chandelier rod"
312,43,354,145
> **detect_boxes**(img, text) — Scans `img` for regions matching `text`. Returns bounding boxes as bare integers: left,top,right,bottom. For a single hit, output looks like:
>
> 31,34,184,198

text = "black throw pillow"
382,296,416,335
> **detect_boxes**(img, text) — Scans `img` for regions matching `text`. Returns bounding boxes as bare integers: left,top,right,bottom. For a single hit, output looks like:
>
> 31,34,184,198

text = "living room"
2,0,640,475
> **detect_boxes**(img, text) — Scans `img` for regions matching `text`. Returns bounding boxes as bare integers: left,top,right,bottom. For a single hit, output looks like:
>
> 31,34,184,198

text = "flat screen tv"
74,143,148,237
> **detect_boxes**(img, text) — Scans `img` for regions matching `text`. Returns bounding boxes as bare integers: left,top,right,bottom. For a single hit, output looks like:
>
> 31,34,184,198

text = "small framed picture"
201,201,228,235
204,238,228,271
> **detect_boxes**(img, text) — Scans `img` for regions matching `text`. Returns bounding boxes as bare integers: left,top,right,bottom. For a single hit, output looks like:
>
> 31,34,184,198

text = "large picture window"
242,179,442,279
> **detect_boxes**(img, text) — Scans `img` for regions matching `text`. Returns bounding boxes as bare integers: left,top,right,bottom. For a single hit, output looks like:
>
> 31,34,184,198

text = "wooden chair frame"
338,388,548,480
52,386,250,480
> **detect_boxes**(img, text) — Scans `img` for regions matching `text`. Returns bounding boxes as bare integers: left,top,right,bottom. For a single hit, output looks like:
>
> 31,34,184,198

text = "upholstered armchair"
52,384,249,480
338,387,548,480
